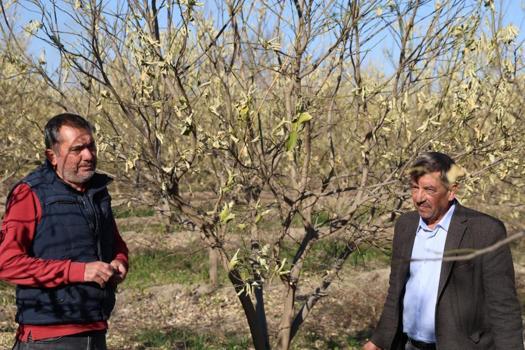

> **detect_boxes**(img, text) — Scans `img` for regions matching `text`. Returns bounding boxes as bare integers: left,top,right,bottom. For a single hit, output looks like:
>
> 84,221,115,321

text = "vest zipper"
81,195,102,261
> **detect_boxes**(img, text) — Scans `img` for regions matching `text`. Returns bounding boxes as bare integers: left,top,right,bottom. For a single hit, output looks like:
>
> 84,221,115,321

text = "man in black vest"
0,113,128,350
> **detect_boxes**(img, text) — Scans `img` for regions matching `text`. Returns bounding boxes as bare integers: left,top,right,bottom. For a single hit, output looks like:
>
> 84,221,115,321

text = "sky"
5,0,525,76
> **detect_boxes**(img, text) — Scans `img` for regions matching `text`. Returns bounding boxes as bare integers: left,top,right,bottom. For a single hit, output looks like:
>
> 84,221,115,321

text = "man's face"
46,125,97,189
411,171,456,228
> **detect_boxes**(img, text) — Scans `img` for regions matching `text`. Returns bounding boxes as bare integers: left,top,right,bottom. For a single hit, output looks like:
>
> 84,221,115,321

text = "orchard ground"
0,208,524,350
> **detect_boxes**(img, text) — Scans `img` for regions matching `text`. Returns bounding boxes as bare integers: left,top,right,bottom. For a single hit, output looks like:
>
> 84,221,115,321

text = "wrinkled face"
411,171,456,228
46,125,97,190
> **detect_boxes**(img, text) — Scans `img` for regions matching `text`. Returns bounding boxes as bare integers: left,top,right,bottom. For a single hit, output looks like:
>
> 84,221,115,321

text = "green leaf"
221,170,236,194
285,130,298,152
219,202,236,224
228,249,240,270
295,112,313,125
255,209,272,224
181,125,192,135
238,104,250,120
155,131,164,144
286,112,313,152
277,258,290,275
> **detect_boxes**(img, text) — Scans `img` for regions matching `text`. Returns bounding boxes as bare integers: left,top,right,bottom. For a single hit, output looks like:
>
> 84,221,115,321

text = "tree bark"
209,246,219,288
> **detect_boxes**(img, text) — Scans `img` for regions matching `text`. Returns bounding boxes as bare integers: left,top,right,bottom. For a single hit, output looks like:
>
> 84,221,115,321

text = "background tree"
1,0,524,349
0,7,59,188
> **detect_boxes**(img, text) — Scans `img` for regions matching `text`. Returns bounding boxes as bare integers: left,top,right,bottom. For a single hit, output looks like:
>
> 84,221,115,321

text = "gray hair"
409,152,458,185
44,113,93,149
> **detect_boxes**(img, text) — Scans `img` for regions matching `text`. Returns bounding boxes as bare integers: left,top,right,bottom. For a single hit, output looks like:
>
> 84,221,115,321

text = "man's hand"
109,259,128,285
84,261,115,288
363,341,382,350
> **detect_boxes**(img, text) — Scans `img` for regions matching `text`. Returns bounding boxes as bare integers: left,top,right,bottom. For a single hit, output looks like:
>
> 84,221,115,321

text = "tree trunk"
208,247,219,288
228,270,270,350
277,285,296,350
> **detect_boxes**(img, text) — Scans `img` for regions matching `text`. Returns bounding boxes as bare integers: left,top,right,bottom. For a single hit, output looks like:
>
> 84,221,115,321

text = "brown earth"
106,221,392,349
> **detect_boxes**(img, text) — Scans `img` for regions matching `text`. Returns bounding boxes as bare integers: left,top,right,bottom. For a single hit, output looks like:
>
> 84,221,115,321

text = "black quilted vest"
13,161,116,325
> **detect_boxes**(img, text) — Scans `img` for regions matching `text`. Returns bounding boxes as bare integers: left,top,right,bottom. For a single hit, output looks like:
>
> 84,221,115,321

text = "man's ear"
448,183,458,201
45,148,57,168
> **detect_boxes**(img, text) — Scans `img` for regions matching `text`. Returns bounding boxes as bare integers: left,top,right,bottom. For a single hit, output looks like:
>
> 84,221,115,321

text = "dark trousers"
12,331,107,350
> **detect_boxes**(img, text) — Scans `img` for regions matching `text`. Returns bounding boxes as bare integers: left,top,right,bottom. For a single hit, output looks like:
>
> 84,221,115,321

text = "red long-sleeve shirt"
0,183,128,341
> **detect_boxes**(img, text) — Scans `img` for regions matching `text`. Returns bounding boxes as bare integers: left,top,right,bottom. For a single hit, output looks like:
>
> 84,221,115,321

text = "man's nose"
413,189,426,203
81,147,96,160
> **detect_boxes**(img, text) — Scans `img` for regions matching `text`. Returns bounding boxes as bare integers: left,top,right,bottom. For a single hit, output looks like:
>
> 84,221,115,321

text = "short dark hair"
44,113,93,149
409,152,456,185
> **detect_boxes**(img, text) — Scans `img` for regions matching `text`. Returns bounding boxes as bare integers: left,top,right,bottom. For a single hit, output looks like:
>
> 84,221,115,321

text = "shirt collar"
418,201,456,235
